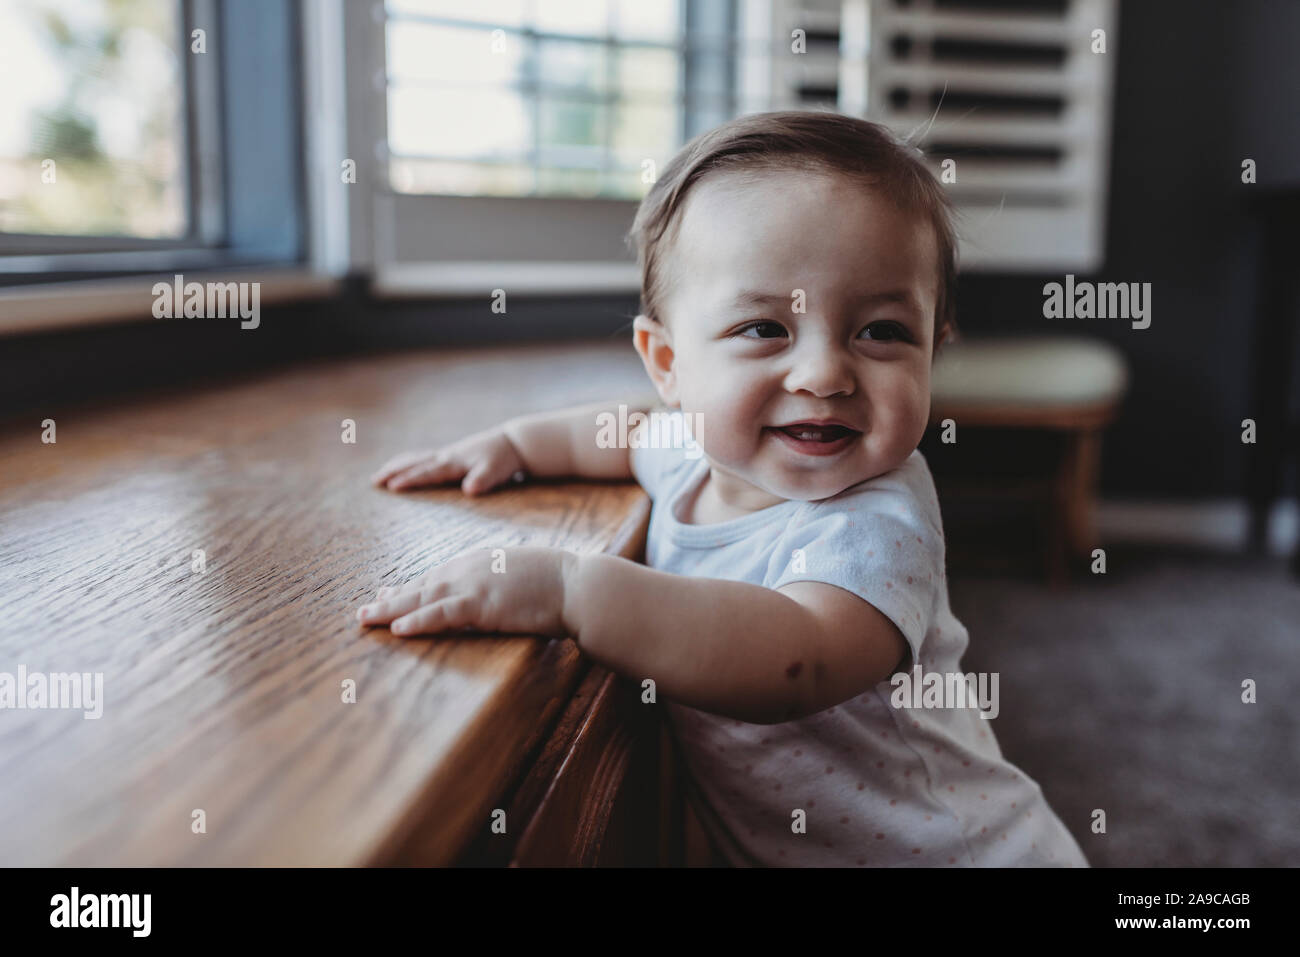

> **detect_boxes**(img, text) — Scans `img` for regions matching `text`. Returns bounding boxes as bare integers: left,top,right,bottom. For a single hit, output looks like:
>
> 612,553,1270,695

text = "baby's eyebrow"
858,290,923,310
729,289,924,312
729,291,791,308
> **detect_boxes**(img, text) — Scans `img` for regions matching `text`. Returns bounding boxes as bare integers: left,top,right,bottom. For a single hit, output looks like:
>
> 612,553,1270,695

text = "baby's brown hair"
626,109,959,355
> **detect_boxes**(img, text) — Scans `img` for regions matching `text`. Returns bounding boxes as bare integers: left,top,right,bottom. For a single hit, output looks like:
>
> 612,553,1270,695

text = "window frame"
0,0,309,287
382,0,706,200
0,0,223,261
365,0,738,293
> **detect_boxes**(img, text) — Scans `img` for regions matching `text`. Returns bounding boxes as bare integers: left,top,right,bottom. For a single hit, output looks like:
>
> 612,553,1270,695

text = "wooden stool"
929,336,1129,587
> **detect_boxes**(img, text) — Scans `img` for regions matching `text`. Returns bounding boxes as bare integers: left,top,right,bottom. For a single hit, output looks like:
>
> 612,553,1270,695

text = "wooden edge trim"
371,487,652,866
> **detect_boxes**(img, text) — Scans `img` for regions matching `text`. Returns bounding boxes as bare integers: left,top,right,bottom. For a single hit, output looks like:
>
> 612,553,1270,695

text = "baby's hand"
356,546,575,639
371,426,526,494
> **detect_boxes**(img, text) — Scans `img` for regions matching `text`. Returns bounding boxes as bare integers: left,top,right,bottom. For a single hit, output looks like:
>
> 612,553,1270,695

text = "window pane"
531,0,609,37
387,21,524,87
0,0,187,238
538,97,605,152
386,0,527,28
538,38,608,96
388,87,531,159
612,0,680,42
612,100,678,166
382,3,688,198
615,47,680,96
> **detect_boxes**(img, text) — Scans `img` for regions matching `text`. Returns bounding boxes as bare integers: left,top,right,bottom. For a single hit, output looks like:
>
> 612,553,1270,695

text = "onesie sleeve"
628,409,696,501
768,459,946,665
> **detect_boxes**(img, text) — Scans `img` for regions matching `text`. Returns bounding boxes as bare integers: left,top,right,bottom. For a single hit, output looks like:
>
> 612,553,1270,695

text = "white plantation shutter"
737,0,847,113
745,0,1118,271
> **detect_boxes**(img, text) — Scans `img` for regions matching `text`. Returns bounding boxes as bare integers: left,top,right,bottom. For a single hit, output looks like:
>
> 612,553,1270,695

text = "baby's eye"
736,321,787,339
860,321,910,342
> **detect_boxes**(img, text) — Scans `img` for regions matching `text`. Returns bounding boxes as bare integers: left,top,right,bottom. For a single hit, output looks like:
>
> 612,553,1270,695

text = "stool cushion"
931,336,1129,408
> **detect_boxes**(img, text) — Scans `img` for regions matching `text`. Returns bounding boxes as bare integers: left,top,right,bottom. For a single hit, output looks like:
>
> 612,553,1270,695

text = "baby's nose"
785,349,855,397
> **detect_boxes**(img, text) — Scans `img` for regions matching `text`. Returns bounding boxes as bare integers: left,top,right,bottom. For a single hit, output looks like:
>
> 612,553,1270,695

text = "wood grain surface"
0,340,652,865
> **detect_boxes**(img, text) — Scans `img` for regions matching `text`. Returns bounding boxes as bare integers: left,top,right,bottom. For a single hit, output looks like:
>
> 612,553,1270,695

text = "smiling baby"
363,110,1087,868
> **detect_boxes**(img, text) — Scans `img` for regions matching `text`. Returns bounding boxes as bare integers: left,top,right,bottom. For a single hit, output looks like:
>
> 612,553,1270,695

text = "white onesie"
631,412,1088,867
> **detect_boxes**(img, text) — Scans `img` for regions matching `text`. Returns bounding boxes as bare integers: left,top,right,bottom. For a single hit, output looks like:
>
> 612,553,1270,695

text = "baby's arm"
503,392,662,481
561,554,908,725
372,391,661,491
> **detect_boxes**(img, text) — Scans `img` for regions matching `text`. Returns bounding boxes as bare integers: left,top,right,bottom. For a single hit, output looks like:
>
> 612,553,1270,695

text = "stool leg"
1045,468,1069,590
1064,430,1103,559
1045,431,1088,590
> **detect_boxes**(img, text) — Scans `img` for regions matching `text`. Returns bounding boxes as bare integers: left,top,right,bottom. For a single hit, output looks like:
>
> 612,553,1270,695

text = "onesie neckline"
661,457,804,548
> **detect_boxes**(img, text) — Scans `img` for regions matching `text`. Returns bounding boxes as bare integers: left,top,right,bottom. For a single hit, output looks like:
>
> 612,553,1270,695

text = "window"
0,0,307,287
384,0,688,199
0,0,190,239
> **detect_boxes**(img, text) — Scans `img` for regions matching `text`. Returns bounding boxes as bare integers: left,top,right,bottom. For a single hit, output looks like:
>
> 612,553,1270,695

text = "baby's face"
640,168,937,508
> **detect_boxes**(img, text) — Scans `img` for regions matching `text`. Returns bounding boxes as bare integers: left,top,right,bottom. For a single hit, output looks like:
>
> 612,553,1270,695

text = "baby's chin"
732,462,893,504
696,435,910,503
775,450,915,499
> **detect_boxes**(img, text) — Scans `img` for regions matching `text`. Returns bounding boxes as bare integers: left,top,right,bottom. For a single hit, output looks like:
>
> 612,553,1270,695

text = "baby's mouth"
763,422,862,457
769,423,859,442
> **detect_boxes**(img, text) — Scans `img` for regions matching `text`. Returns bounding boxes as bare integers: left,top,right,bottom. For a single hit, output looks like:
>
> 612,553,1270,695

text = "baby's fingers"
356,590,421,625
390,595,479,636
386,456,464,490
459,459,517,496
371,450,434,487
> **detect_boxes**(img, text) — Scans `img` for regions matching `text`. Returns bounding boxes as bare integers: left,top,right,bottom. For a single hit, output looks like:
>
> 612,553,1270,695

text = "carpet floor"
947,542,1300,867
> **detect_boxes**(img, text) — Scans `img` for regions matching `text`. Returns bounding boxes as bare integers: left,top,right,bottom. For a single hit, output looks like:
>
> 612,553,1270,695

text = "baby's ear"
632,313,679,405
933,319,959,354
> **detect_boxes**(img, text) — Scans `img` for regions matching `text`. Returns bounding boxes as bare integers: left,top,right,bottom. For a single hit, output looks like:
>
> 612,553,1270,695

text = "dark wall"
4,0,1299,499
953,0,1298,497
